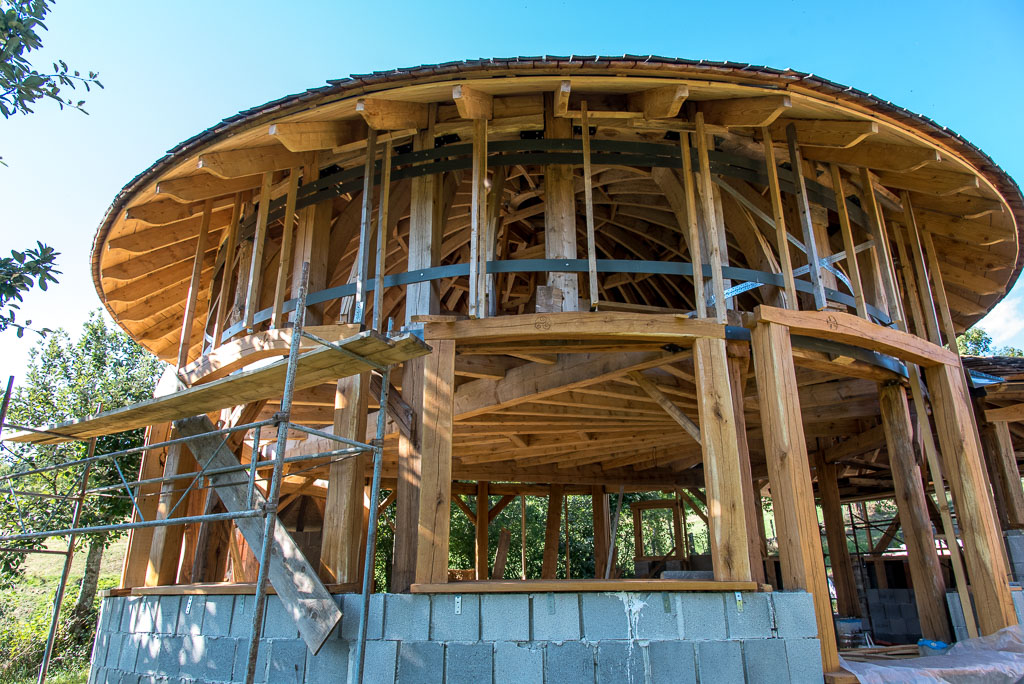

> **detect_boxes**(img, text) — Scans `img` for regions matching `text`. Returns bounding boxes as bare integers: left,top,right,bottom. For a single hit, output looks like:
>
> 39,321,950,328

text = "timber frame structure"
5,56,1024,679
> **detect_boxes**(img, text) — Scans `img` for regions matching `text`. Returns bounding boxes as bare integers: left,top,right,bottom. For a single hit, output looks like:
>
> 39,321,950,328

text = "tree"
957,326,1024,358
0,0,102,119
0,240,60,337
2,310,163,622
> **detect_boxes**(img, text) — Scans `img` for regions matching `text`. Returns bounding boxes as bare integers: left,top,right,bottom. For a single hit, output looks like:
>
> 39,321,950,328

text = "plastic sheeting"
840,626,1024,683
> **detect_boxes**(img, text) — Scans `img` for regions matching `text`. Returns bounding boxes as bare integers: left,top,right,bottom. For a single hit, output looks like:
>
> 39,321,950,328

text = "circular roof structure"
91,56,1022,361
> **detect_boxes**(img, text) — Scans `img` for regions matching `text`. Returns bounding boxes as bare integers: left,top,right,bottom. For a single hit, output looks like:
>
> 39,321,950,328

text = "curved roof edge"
89,55,1024,330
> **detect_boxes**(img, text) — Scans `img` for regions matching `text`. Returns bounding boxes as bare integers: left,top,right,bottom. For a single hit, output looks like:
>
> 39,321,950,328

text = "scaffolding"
0,266,412,684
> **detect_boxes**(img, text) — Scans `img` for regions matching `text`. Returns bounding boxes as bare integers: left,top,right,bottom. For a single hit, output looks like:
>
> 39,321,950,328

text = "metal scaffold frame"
0,264,400,684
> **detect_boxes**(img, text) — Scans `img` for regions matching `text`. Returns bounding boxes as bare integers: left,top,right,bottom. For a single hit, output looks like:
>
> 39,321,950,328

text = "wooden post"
694,337,752,581
761,127,798,309
469,119,488,318
120,422,171,588
785,124,827,310
542,93,578,312
751,320,838,671
412,338,455,586
213,195,243,347
145,440,195,586
829,164,867,319
728,347,765,584
176,198,213,367
320,372,370,583
815,453,860,618
978,416,1024,529
353,130,379,325
878,383,951,640
271,168,300,329
476,481,490,580
541,484,564,579
292,155,331,326
694,113,728,322
581,102,598,309
520,495,527,580
857,169,903,327
926,361,1018,634
492,528,512,580
244,172,273,331
592,486,611,579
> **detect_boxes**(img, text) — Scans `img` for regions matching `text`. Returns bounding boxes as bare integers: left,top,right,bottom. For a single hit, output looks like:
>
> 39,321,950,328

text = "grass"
0,536,127,683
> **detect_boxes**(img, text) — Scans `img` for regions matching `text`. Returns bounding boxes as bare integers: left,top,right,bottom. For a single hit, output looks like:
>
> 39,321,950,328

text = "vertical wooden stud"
541,484,564,579
476,481,490,580
815,453,860,618
353,129,379,325
829,164,867,318
679,129,707,317
271,169,301,329
213,195,243,347
176,198,213,368
761,127,799,309
694,112,728,322
244,172,274,332
581,101,599,310
784,125,827,310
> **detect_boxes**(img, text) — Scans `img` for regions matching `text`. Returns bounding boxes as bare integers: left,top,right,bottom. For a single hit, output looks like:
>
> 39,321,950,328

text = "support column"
592,486,611,579
878,383,950,640
978,415,1024,529
727,345,765,583
541,92,578,312
291,155,331,325
751,321,838,671
814,453,860,618
541,484,564,579
412,338,455,586
320,372,370,583
476,481,489,580
926,361,1018,634
694,336,752,581
121,422,171,588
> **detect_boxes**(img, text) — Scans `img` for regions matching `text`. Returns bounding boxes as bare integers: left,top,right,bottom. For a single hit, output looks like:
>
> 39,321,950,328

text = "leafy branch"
0,241,60,337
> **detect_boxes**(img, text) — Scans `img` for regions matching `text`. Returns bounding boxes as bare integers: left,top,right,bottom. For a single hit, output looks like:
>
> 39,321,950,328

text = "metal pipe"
0,508,265,543
37,438,96,684
244,263,309,684
0,419,277,485
285,422,377,451
353,362,391,684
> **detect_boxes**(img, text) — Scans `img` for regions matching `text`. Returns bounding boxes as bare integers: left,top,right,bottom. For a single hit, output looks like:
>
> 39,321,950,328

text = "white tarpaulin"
841,626,1024,683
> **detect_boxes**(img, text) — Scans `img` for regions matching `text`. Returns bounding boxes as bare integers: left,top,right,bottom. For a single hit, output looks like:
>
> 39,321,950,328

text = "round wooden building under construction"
11,56,1024,682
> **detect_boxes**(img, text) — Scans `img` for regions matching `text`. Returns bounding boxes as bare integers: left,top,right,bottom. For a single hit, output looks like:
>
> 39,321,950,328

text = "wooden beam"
800,143,940,173
876,168,979,196
750,321,839,672
979,417,1024,529
984,403,1024,423
699,95,791,127
492,528,511,580
421,312,725,343
120,423,171,588
628,371,701,443
694,337,752,581
541,484,564,578
126,198,202,225
487,494,516,523
175,416,342,653
270,168,300,329
411,578,762,593
413,339,456,586
476,481,489,580
592,486,611,579
695,112,729,321
582,102,598,310
785,123,828,310
767,119,877,148
156,173,262,203
212,195,242,348
627,85,688,119
198,145,306,179
243,171,273,332
553,80,571,117
878,383,951,641
319,372,370,584
544,91,579,310
269,119,364,152
752,305,959,368
356,98,429,130
830,165,867,318
452,84,493,120
728,350,765,584
925,361,1018,634
761,127,798,309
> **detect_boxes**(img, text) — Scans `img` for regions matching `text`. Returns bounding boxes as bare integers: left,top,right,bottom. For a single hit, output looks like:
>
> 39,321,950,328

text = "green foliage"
0,241,59,337
956,326,1024,358
0,1,103,119
0,311,163,585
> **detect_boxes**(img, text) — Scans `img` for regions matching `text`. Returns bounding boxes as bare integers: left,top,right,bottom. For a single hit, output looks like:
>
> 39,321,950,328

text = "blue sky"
1,0,1022,379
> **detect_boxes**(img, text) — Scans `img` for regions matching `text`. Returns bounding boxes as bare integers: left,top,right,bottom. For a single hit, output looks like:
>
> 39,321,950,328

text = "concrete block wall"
89,590,822,683
1006,531,1024,583
863,588,922,643
946,587,1024,642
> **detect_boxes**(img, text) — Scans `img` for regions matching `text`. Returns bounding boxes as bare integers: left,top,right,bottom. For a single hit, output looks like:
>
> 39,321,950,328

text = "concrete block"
135,596,159,633
267,638,306,683
342,592,385,641
481,594,530,641
306,637,349,684
696,640,743,684
99,597,122,633
634,593,679,640
230,595,253,638
785,638,824,684
532,593,581,641
742,638,790,684
263,595,299,639
385,594,431,641
773,592,817,638
544,641,595,684
236,637,269,683
180,635,237,681
120,633,142,673
678,593,726,640
155,596,180,634
1013,589,1024,622
445,642,492,684
175,595,205,636
121,596,141,632
397,641,444,684
101,632,119,669
581,593,630,640
596,641,644,683
430,593,480,642
495,641,543,684
359,639,398,684
202,595,234,636
648,640,696,684
725,592,773,639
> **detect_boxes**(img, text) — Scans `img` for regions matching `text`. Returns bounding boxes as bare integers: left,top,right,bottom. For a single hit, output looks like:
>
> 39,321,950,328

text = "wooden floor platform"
410,578,767,593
